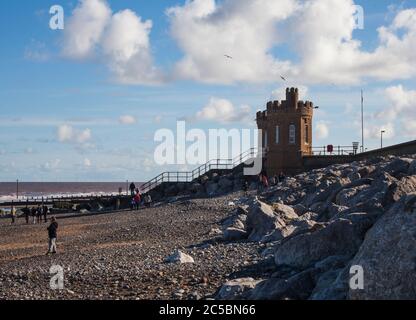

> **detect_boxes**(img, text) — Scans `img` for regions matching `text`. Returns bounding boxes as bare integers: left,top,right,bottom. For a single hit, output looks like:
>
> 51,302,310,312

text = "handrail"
140,148,258,194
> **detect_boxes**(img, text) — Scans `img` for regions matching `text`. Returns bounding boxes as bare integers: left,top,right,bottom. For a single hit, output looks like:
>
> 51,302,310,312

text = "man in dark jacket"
46,217,58,254
129,182,136,196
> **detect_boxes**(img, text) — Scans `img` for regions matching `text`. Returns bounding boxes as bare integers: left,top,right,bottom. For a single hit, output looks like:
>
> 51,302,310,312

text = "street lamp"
381,130,386,149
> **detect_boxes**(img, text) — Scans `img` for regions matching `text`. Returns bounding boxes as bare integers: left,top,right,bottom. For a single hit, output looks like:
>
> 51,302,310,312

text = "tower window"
275,126,279,144
289,124,296,144
305,124,309,144
264,130,268,148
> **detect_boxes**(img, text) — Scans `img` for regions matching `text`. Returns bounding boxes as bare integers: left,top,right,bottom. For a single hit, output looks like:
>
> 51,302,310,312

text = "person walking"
129,182,136,196
278,171,286,183
11,206,16,224
42,205,48,223
31,207,37,224
144,194,152,208
36,205,42,224
133,192,141,210
23,206,30,224
46,217,58,255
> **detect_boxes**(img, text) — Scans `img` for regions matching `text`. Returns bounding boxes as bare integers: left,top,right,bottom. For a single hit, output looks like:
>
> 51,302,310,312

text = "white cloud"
84,158,92,167
119,115,137,125
62,0,163,84
166,0,416,85
167,0,297,84
364,122,395,140
62,0,111,59
42,159,61,171
24,40,50,62
315,121,330,139
194,97,252,123
57,125,92,144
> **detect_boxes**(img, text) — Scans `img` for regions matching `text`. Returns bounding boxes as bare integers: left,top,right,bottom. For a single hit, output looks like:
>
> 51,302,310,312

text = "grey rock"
217,278,262,300
349,194,416,299
274,213,375,269
165,250,195,264
223,227,248,241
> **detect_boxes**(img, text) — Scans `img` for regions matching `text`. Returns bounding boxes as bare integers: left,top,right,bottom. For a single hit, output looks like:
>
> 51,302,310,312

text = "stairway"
140,148,258,194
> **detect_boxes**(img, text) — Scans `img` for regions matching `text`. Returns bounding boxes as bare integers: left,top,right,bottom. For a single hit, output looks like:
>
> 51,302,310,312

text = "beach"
0,192,266,300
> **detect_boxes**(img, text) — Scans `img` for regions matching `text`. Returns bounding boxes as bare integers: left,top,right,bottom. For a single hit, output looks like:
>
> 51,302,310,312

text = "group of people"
241,171,287,194
10,204,49,225
129,182,152,210
261,171,286,189
9,205,58,254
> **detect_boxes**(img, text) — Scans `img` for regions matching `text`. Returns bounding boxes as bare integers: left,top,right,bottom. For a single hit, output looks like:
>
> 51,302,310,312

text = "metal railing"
309,145,358,156
140,148,258,194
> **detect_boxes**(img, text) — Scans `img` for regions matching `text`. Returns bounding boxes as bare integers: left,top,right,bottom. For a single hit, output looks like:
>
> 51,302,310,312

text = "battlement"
257,87,313,120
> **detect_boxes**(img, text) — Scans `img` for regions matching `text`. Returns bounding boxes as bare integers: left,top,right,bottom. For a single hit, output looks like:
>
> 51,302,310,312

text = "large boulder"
246,200,298,242
249,268,317,300
274,213,378,269
165,250,195,264
223,227,248,241
216,278,262,300
349,194,416,299
408,160,416,175
383,157,413,177
387,175,416,202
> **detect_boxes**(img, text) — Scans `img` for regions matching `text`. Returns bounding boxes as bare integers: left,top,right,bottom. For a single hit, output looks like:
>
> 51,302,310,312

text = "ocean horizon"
0,182,144,203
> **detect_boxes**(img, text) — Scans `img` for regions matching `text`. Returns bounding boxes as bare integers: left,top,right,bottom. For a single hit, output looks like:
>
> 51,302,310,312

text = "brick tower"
256,87,314,176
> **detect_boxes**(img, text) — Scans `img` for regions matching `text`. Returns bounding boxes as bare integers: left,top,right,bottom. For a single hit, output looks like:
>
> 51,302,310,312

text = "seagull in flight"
224,54,233,59
280,75,287,81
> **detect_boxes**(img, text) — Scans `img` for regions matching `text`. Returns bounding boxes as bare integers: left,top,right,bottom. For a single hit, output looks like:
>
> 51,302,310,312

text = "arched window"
289,124,296,144
305,124,309,144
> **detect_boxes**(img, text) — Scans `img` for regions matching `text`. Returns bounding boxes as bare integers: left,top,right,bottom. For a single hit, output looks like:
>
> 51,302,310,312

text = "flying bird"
280,75,287,81
224,54,233,59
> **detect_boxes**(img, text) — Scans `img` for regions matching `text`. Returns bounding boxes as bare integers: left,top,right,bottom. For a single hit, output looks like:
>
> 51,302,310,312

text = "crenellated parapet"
257,87,313,121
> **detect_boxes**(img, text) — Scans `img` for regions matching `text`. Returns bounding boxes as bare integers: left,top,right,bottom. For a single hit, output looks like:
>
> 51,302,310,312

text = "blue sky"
0,0,415,182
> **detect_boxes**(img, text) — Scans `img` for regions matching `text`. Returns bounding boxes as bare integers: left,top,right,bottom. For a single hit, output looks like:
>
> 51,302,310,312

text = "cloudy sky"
0,0,415,182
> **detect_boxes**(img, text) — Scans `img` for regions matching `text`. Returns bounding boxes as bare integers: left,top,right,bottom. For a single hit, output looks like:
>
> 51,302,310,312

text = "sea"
0,182,142,204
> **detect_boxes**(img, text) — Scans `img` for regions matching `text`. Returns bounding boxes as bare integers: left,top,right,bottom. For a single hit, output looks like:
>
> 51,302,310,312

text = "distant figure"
270,176,276,186
42,205,48,223
11,206,16,224
31,207,37,224
23,206,30,224
129,182,136,196
130,198,136,211
273,174,279,185
242,180,249,193
144,194,152,208
278,171,286,183
133,192,141,210
46,217,58,255
262,174,269,189
36,205,42,224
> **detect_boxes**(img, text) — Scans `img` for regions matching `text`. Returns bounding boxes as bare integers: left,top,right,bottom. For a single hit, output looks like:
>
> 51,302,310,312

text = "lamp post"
381,130,386,149
16,179,19,200
361,90,364,153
